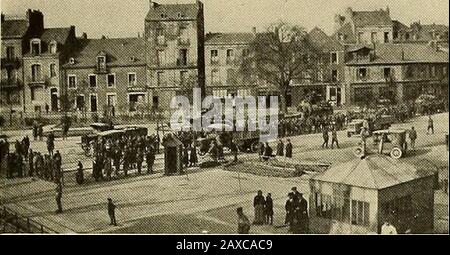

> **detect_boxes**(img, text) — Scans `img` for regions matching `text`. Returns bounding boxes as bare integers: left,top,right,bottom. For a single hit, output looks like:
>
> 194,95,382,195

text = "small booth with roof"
162,134,184,176
309,154,437,234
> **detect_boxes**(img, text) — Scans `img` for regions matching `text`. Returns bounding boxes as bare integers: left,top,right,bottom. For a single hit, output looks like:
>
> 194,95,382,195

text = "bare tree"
241,21,317,113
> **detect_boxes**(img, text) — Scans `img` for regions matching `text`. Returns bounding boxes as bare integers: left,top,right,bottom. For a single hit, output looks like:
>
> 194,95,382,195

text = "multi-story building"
334,7,394,45
23,25,77,113
344,43,449,105
291,27,346,106
204,32,255,99
1,10,43,113
145,0,205,111
62,37,146,116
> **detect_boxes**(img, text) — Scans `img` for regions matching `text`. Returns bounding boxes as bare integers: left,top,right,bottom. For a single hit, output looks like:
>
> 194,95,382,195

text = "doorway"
50,88,58,111
90,95,97,112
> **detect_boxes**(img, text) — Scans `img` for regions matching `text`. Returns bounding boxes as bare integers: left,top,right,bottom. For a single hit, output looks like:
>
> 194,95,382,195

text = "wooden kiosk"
162,134,184,176
309,154,437,234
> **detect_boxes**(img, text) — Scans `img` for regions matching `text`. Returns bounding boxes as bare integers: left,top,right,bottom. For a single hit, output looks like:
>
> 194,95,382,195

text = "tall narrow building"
144,0,205,112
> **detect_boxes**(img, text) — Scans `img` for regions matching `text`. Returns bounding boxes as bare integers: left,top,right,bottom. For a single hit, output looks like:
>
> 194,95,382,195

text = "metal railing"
0,206,58,234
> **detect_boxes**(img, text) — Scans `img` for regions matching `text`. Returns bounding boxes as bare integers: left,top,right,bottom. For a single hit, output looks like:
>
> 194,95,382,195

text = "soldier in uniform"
427,115,434,135
53,150,62,183
189,143,198,166
28,149,34,177
146,145,155,174
285,139,292,158
107,198,117,226
276,139,284,157
321,126,329,149
55,182,63,213
409,126,417,150
136,149,144,174
75,161,84,185
331,127,339,149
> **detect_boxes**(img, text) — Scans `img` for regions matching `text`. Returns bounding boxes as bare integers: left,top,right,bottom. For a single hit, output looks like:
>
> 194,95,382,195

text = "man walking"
264,193,274,225
285,139,292,158
331,127,339,149
409,126,417,150
321,126,329,149
107,198,117,226
427,115,434,135
55,182,63,213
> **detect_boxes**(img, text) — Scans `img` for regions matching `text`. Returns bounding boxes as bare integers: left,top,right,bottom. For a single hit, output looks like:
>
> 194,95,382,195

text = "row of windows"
356,65,448,80
30,39,58,55
67,73,136,89
156,49,188,66
209,49,248,65
29,63,57,82
313,193,370,227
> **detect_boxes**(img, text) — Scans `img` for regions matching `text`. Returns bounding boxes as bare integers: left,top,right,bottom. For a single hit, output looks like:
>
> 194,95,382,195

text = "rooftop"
346,43,449,65
146,2,200,21
205,32,254,45
1,19,28,39
63,38,146,68
352,10,393,27
40,27,72,45
311,154,436,190
308,27,343,52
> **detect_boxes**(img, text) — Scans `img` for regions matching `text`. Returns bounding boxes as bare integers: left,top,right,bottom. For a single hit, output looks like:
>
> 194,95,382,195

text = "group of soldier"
278,113,346,138
86,134,158,183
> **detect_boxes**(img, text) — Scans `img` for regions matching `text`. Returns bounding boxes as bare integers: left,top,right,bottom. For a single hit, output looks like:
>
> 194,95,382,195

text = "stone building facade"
344,44,449,105
1,10,44,113
62,38,147,117
204,32,255,99
145,1,205,112
291,27,347,107
23,26,77,113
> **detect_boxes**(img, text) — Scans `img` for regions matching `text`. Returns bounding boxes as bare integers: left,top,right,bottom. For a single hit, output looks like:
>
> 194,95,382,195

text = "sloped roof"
41,27,72,45
1,19,28,38
414,24,449,41
352,10,393,27
346,43,449,65
311,154,436,190
63,38,146,68
393,20,411,32
308,27,343,52
146,3,199,21
333,22,357,44
205,32,254,45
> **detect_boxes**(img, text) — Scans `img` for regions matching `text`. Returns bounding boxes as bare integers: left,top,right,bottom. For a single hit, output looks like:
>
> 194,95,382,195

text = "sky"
1,0,449,38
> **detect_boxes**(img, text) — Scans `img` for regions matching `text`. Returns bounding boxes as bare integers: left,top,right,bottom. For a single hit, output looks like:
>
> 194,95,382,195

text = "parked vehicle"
354,129,408,159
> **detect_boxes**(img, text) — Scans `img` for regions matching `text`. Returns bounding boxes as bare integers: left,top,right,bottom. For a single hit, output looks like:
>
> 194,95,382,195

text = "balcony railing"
1,57,21,68
27,75,49,86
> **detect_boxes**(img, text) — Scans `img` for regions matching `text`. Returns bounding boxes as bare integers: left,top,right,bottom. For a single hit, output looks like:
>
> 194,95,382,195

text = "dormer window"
177,12,185,18
30,39,41,56
69,57,75,65
49,41,57,54
160,13,167,19
96,54,107,73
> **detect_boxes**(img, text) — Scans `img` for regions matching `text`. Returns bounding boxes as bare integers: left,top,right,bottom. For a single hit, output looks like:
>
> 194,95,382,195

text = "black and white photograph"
0,0,448,238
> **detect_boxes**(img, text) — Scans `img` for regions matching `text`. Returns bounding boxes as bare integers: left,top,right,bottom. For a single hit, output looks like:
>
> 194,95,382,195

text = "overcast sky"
1,0,449,38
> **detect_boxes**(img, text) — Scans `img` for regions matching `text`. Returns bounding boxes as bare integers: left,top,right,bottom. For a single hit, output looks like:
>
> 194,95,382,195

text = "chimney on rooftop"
252,27,257,35
82,32,87,40
386,5,390,15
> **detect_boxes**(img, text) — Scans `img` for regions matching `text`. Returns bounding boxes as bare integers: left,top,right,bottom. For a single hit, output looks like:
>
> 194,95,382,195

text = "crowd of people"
0,134,62,183
238,187,309,234
81,133,159,183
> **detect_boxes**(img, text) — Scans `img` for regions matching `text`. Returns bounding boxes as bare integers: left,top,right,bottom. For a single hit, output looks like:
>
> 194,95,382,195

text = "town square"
0,0,449,234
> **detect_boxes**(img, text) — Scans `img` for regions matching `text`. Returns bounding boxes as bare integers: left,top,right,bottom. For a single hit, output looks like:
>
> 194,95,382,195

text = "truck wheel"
390,147,403,159
353,147,364,158
251,141,259,153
